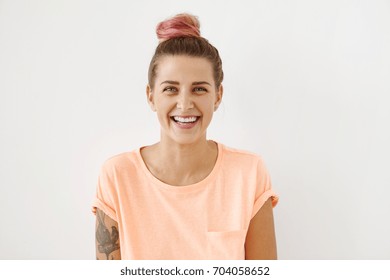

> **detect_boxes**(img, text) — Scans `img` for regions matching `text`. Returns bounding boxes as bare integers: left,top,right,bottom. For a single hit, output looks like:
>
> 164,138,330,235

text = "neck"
147,135,217,185
158,137,213,170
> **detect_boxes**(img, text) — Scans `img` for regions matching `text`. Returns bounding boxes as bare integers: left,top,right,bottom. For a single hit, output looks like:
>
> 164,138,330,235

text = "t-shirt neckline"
135,141,223,192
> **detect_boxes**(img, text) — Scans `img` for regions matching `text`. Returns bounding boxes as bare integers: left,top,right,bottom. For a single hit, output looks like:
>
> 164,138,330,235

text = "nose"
176,91,194,110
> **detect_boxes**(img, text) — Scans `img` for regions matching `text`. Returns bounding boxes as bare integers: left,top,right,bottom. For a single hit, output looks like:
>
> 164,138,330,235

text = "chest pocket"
206,229,246,259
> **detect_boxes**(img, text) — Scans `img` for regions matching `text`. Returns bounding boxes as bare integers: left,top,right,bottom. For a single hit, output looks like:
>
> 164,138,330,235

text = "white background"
0,0,389,259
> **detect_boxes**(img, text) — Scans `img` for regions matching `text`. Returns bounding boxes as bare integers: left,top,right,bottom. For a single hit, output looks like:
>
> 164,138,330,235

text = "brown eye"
193,87,207,94
163,86,178,93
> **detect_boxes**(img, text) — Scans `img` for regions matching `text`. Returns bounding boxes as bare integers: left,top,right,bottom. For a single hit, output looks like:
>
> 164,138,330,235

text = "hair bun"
156,13,201,42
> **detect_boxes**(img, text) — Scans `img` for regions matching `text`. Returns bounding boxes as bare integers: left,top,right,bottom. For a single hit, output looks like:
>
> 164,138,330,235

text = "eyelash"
163,86,178,93
162,87,207,94
193,87,207,93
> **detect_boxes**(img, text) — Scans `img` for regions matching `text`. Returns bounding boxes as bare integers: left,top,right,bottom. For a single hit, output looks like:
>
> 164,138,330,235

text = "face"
147,55,223,145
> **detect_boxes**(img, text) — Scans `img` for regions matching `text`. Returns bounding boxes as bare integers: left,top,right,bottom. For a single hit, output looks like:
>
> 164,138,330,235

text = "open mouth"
170,116,200,124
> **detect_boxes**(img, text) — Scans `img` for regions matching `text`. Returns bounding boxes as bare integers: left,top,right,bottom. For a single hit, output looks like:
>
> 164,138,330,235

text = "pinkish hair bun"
156,13,201,42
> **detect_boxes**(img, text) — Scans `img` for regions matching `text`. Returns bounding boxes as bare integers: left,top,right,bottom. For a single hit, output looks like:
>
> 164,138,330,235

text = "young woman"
92,13,278,260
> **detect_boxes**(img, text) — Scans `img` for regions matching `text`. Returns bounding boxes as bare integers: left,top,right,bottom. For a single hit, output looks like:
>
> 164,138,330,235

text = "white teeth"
173,116,198,123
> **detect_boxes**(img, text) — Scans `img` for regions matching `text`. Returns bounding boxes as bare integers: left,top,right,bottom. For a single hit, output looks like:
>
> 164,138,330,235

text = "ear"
214,84,223,111
146,85,156,112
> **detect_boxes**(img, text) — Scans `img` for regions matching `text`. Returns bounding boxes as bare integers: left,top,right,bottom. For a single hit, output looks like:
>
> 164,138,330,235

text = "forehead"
155,55,214,84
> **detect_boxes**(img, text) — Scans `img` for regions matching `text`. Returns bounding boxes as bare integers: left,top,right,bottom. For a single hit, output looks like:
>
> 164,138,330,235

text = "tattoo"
96,209,120,260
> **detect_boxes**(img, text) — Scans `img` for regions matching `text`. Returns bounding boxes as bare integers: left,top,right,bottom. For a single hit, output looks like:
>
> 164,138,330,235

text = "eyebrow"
160,80,212,86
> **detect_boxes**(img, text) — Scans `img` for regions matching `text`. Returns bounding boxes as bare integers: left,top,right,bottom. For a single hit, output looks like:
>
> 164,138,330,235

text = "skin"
95,54,277,259
144,55,223,186
245,198,277,259
95,208,121,260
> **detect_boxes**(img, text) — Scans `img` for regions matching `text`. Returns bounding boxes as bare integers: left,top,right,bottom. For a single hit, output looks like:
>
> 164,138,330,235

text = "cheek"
155,98,176,123
154,96,172,111
199,97,215,113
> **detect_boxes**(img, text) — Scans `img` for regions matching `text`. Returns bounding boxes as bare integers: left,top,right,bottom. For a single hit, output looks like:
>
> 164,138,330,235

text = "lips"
171,116,199,123
170,115,200,129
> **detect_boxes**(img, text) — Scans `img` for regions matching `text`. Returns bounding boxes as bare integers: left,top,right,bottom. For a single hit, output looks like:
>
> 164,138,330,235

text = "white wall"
0,0,389,259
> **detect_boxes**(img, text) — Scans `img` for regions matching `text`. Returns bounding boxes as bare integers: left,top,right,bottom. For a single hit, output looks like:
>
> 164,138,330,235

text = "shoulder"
100,149,140,175
97,149,144,197
220,143,265,168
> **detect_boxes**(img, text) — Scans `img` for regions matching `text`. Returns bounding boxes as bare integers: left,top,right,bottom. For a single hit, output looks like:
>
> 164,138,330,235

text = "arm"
245,197,277,260
95,208,121,260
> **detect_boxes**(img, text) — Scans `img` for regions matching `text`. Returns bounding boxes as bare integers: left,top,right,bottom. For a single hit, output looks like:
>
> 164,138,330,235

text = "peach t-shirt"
92,142,278,259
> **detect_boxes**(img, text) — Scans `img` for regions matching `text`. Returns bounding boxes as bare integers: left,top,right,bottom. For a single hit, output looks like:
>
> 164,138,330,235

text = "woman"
92,13,278,260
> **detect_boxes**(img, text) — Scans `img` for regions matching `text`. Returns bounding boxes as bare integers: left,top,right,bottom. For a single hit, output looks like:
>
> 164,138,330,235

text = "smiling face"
147,55,223,145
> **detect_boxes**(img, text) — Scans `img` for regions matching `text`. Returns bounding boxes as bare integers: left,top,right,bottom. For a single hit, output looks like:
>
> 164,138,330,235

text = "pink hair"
148,13,224,89
156,13,201,42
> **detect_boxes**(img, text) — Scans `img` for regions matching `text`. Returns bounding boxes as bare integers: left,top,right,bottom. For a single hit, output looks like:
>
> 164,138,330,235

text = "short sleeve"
91,163,118,221
251,156,279,219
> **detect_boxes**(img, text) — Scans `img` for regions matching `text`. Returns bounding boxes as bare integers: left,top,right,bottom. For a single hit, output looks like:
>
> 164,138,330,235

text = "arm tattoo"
96,210,120,260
